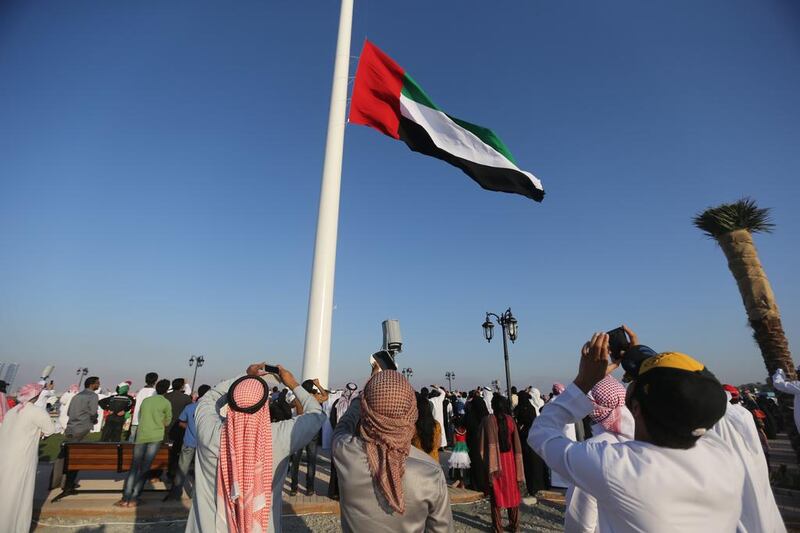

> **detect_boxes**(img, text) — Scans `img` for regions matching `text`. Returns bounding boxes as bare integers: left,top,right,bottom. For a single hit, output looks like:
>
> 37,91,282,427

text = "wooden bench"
51,441,172,498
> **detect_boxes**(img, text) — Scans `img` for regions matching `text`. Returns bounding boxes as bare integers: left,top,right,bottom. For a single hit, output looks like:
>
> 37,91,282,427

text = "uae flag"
349,40,544,202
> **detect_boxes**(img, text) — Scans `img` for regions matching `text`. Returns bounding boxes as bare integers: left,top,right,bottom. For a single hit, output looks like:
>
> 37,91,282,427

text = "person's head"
85,376,100,391
491,394,510,416
342,382,358,399
588,376,630,436
511,386,517,395
272,386,278,393
514,394,536,427
626,352,726,449
197,384,211,399
301,379,318,395
722,384,740,404
359,370,417,515
420,386,429,398
220,375,273,531
145,372,158,387
116,382,130,396
172,378,185,393
552,383,565,396
17,383,44,403
471,396,490,420
414,392,436,452
155,379,170,395
491,394,512,452
0,380,7,393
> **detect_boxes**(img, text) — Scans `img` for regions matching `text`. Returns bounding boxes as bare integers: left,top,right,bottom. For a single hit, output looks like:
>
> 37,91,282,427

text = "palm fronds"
693,197,775,238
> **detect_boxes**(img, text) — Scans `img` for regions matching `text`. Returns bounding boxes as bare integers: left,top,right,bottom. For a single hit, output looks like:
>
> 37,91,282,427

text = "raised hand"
574,332,610,394
277,365,300,390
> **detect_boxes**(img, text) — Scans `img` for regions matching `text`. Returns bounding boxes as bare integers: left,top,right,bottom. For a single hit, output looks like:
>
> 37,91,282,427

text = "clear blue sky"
2,0,799,394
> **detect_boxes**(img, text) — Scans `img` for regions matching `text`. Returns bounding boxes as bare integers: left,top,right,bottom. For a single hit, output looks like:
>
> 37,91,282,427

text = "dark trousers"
491,496,519,533
122,441,161,502
101,416,125,442
63,432,89,490
168,445,196,498
327,460,339,498
290,440,318,493
167,428,185,481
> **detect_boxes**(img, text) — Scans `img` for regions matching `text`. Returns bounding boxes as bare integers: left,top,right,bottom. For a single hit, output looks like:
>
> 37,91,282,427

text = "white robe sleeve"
772,369,800,395
34,405,56,437
529,383,620,498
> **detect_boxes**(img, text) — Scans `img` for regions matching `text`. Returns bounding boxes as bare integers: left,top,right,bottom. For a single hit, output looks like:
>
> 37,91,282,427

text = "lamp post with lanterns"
401,367,413,381
445,371,455,392
482,308,518,399
76,367,89,385
188,355,205,394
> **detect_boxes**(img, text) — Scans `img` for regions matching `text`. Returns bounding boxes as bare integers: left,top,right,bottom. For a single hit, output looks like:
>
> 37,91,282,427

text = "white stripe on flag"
398,94,543,192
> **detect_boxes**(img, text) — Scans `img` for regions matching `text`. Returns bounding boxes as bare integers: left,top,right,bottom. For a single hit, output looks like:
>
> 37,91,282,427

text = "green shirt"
135,394,172,444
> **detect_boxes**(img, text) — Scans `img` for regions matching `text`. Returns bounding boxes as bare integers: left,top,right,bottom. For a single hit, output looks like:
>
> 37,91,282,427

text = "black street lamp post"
445,371,455,391
189,355,205,393
482,308,518,399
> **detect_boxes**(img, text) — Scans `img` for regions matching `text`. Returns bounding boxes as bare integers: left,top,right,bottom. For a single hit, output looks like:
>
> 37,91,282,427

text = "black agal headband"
227,375,269,414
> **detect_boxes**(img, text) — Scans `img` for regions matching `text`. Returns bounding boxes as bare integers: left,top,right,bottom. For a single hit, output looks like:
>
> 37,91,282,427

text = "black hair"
415,392,437,453
172,378,185,392
0,380,7,393
511,386,518,394
85,376,100,389
145,372,158,386
471,396,490,420
492,394,512,452
155,379,170,395
420,387,429,398
272,386,278,393
197,384,211,398
514,394,537,436
302,379,317,394
628,381,699,450
639,409,698,449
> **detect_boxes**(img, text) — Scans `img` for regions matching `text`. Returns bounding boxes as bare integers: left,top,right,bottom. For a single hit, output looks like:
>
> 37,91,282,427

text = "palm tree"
694,198,798,458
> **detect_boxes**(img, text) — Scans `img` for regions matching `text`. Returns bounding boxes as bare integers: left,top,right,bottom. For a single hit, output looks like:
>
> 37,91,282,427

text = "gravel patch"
34,499,565,532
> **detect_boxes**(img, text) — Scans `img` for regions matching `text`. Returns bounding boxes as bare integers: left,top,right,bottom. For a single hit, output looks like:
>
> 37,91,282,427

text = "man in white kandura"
0,383,56,533
530,332,745,533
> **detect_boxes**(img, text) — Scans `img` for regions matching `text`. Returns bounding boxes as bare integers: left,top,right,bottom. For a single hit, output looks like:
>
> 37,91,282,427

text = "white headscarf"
336,382,358,417
528,387,545,414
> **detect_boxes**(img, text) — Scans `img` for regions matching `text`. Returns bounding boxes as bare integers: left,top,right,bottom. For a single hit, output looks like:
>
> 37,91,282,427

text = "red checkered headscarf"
588,376,628,435
359,370,418,514
217,376,273,533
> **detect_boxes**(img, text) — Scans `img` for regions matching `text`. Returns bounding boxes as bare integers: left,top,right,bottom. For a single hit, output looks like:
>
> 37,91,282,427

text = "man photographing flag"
530,332,744,532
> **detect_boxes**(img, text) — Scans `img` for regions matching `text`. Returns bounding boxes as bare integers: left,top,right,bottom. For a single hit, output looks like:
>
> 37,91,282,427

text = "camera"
382,319,403,355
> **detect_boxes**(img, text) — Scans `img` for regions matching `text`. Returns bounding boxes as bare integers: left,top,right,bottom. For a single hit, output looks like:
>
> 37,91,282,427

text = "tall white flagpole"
301,0,354,388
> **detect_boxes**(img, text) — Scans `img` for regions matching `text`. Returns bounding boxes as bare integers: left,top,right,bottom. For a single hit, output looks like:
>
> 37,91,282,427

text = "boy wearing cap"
530,332,744,532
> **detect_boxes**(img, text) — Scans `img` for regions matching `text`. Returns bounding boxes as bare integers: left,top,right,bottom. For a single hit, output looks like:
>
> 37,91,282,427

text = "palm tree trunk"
717,229,799,459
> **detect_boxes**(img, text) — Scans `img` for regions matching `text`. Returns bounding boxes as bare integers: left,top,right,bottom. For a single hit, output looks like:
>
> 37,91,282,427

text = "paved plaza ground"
31,436,799,532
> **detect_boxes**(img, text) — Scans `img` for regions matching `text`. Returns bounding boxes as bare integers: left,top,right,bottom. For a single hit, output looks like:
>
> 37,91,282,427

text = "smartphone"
263,364,280,375
607,327,630,361
370,350,398,371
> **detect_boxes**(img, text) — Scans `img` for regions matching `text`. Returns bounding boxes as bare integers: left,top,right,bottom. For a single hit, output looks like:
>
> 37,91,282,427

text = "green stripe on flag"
401,74,440,111
401,74,518,165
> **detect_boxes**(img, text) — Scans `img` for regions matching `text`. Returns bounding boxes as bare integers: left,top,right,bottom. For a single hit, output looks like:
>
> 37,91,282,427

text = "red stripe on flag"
349,40,405,140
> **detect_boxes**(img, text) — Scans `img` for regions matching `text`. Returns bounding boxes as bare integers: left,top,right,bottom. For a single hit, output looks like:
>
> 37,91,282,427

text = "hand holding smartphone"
262,364,281,375
606,326,631,361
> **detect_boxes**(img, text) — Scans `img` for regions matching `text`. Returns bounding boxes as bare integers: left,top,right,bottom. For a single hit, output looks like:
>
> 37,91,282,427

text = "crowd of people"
0,324,798,532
